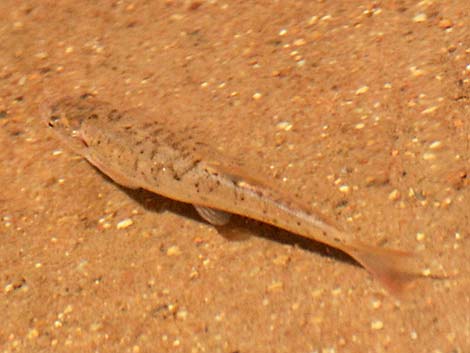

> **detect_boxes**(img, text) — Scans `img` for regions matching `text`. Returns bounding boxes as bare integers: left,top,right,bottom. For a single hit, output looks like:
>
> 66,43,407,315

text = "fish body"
44,94,419,293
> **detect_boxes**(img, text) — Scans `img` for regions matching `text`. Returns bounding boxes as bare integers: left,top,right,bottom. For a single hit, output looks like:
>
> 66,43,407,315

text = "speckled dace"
44,94,422,294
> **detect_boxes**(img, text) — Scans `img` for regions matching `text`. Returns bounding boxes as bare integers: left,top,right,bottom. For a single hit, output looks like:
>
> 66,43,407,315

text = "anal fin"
194,205,231,226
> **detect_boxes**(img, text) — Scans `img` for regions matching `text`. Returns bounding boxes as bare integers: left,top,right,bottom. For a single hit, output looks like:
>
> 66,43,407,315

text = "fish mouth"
46,112,82,136
46,96,91,132
77,129,89,147
46,114,88,152
44,93,103,153
44,93,101,133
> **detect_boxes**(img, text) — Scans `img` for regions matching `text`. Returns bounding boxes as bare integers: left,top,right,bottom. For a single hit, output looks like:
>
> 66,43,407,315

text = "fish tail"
343,241,421,295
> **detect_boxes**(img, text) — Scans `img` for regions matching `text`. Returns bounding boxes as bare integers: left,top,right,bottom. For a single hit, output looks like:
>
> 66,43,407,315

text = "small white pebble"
276,121,293,131
455,232,462,240
355,122,365,129
446,332,457,343
65,46,74,54
422,152,436,161
416,232,426,241
252,92,262,100
355,86,369,95
371,298,382,309
388,189,400,201
371,320,384,330
4,283,13,293
116,218,133,229
333,177,342,185
421,106,438,115
310,289,324,300
267,281,283,292
421,268,431,276
176,309,188,320
331,287,342,296
321,348,336,353
27,328,39,339
409,66,426,77
168,303,178,313
279,29,287,36
307,16,318,26
89,322,103,332
35,52,48,59
429,141,442,149
413,13,427,23
167,245,182,256
338,185,350,193
442,197,452,207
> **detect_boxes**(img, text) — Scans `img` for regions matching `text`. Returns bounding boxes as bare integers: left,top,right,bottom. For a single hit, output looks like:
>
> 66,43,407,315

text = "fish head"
43,93,97,131
43,93,98,153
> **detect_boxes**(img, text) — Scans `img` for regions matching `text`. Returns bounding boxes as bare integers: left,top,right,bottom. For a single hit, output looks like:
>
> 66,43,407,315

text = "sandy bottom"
1,1,469,352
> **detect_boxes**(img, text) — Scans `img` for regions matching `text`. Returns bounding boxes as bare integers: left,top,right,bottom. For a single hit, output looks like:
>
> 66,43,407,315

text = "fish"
43,93,421,293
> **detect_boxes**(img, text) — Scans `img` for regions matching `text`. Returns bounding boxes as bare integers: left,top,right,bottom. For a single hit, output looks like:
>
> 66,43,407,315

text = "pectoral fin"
84,149,141,189
194,205,231,226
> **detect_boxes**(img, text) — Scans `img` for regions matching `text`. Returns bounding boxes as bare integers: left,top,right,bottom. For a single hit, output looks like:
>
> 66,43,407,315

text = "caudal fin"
344,242,422,295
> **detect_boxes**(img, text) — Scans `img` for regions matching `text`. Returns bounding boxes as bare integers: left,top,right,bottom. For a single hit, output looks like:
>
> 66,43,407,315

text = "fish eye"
48,115,60,127
80,93,94,100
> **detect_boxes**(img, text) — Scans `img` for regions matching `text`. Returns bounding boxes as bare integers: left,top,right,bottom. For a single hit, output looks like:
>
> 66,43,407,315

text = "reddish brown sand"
1,1,469,352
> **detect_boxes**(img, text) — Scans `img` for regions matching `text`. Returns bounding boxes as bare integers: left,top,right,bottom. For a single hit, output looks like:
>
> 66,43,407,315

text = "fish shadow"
116,182,358,269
